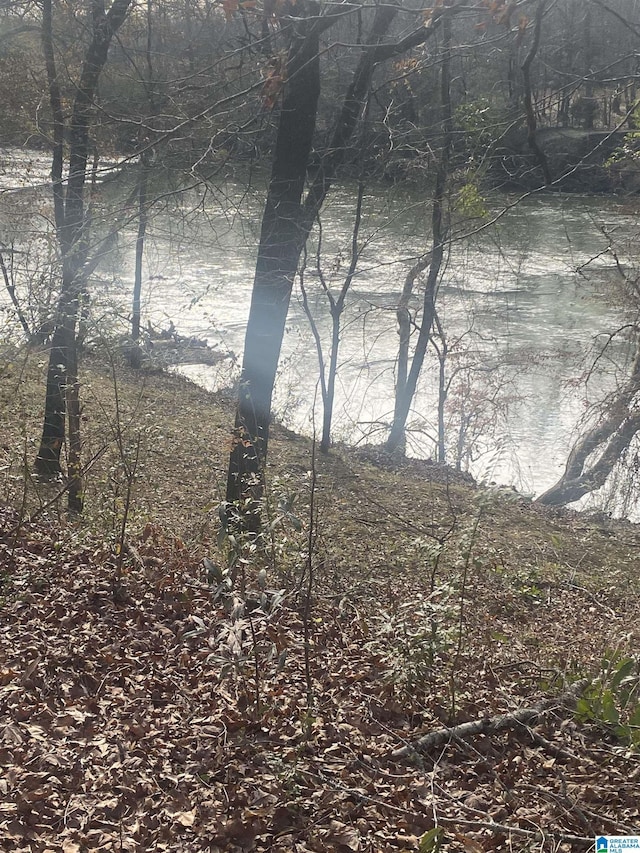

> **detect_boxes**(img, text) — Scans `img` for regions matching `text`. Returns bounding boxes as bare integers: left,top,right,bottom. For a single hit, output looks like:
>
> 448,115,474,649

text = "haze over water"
1,149,636,503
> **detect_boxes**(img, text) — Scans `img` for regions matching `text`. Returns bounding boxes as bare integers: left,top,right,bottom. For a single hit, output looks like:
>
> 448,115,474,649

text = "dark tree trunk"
521,1,552,185
226,4,321,512
536,410,640,506
36,296,78,476
226,0,403,513
35,0,132,479
582,7,595,130
225,0,453,517
66,329,83,514
536,342,640,507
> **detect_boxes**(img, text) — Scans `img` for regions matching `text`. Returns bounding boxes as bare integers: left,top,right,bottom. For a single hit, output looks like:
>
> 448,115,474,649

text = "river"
1,148,638,502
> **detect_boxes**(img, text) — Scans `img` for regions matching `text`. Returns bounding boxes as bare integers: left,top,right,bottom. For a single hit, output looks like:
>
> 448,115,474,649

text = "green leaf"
601,691,620,726
610,658,635,692
628,705,640,727
287,512,303,532
575,697,591,721
420,827,445,853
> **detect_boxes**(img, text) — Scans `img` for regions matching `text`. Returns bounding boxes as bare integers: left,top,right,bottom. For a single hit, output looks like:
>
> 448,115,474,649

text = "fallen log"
390,679,588,762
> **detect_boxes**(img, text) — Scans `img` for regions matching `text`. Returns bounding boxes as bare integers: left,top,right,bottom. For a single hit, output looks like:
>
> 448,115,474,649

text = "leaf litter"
1,354,639,851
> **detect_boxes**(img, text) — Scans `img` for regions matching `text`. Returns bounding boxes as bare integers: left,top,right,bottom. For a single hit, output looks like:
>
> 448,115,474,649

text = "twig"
524,728,583,763
390,680,588,762
246,610,261,717
302,400,319,734
435,815,591,844
299,766,593,846
519,783,633,834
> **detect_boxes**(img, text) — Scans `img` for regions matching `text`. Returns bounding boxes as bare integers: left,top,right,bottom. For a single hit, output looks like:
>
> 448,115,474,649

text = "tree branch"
390,680,588,762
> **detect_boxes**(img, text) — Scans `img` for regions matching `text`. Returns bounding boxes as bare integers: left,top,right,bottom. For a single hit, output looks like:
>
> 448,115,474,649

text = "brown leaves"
221,0,239,21
1,505,639,852
261,54,287,110
475,1,529,38
220,0,257,22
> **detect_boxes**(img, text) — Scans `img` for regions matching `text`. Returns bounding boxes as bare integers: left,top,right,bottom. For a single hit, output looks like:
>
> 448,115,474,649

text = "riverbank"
1,347,639,850
2,144,636,500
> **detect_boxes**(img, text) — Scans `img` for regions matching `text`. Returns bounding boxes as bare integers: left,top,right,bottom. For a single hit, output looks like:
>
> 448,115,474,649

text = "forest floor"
0,347,639,852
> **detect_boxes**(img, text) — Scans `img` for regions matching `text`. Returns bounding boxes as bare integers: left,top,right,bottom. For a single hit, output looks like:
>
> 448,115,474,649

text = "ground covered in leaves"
1,350,639,851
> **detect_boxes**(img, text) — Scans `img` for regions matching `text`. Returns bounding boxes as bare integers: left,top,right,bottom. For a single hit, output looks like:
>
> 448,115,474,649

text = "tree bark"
392,253,431,454
130,157,150,369
521,1,552,185
386,6,453,454
390,680,587,762
321,178,365,454
226,3,321,514
35,0,132,478
537,340,640,506
226,0,455,517
66,335,83,514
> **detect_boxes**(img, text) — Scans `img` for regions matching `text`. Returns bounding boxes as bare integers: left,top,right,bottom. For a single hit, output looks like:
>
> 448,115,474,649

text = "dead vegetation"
1,346,639,852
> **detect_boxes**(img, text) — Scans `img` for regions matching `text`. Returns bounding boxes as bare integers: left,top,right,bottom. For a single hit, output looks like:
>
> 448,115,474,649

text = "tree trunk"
433,310,447,464
386,8,453,454
536,409,640,506
225,0,452,516
537,341,640,506
521,1,552,185
35,0,132,479
132,164,148,342
226,4,321,513
582,6,594,130
130,159,149,369
393,253,431,454
35,292,79,476
131,0,155,369
66,334,83,514
321,178,365,454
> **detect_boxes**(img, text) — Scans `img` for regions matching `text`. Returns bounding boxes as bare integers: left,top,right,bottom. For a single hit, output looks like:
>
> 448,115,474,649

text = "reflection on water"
1,152,636,498
132,185,632,497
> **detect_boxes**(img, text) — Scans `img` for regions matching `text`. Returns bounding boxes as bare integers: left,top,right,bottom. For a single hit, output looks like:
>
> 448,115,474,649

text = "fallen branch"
436,815,591,845
390,680,588,762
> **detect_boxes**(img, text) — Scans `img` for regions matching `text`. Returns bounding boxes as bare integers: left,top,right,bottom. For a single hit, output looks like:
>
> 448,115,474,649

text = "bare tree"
537,331,640,507
35,0,133,513
299,178,366,454
386,6,454,454
226,0,455,520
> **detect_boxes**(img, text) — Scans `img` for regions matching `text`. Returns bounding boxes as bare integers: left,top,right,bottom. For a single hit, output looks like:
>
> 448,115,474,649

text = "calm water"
1,148,637,498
